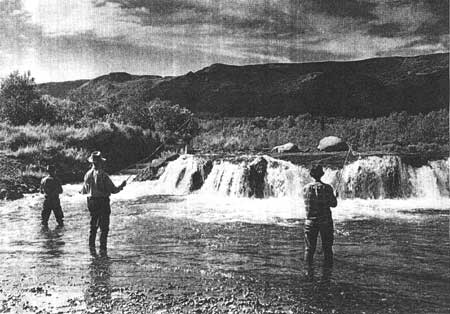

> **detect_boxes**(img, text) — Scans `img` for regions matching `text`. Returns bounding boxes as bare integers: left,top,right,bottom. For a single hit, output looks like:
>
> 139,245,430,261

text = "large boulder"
318,136,348,152
190,159,213,192
271,142,299,153
246,157,268,198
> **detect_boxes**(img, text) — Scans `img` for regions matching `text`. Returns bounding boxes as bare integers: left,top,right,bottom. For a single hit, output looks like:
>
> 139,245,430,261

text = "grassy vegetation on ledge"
0,122,159,185
194,109,449,155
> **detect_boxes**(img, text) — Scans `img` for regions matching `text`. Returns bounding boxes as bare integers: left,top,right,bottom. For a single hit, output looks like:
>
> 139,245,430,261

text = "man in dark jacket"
81,151,126,251
40,165,64,227
303,164,338,271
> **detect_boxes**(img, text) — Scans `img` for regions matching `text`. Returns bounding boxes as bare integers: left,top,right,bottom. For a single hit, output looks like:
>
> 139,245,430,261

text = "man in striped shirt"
303,164,338,272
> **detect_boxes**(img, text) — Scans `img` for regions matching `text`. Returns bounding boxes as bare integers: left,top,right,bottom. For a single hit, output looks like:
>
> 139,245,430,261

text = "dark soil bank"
1,194,449,313
0,154,40,200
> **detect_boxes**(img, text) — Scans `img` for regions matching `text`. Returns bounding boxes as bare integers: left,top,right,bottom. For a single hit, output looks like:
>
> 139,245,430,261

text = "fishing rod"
118,117,194,183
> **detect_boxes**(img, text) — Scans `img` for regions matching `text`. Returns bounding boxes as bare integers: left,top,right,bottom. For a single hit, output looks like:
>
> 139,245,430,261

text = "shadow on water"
40,226,66,258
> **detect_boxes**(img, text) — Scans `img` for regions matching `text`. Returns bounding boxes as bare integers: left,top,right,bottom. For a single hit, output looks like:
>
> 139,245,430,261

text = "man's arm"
57,179,63,194
104,173,125,194
327,185,337,208
80,172,89,194
40,178,46,194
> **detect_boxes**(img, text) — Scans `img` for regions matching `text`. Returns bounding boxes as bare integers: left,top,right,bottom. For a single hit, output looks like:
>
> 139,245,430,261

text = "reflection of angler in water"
85,250,112,311
38,227,65,282
41,227,65,258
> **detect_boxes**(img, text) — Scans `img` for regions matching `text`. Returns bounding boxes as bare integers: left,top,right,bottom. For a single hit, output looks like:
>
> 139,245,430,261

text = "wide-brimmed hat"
310,164,324,178
88,151,106,163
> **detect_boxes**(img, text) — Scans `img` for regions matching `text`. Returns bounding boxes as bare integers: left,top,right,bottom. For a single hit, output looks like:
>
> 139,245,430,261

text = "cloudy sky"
0,0,448,82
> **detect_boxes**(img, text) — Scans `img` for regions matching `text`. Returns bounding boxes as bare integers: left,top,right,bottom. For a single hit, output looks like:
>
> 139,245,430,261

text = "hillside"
39,79,89,99
39,53,449,118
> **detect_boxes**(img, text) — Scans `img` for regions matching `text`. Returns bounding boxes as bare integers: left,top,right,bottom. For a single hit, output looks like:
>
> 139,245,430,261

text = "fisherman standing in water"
81,151,126,252
40,165,64,228
303,164,337,276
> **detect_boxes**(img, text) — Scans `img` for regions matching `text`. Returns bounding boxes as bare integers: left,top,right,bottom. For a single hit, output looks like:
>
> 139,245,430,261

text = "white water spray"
149,154,450,201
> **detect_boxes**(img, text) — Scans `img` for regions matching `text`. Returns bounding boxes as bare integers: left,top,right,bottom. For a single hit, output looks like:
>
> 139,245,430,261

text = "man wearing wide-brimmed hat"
303,164,338,275
81,151,126,252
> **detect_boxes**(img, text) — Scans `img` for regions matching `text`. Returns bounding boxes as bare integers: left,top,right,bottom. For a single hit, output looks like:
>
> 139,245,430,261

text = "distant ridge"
39,79,89,99
38,53,449,118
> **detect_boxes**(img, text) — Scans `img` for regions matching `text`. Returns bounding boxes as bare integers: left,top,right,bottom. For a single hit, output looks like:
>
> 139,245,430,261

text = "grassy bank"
0,122,159,199
194,109,449,154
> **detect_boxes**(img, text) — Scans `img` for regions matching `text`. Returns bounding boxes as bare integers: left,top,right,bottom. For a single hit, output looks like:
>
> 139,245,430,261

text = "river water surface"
1,164,450,313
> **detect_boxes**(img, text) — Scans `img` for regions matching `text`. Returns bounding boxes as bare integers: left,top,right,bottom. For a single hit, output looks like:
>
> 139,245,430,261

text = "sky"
0,0,448,82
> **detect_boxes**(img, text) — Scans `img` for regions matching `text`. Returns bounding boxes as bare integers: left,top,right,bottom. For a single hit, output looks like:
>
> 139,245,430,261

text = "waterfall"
338,156,409,199
152,154,450,200
152,155,212,194
264,157,310,198
201,160,247,196
429,159,450,197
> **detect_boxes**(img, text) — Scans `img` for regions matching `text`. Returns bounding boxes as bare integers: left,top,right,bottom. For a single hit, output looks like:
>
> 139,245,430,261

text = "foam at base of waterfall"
153,194,450,225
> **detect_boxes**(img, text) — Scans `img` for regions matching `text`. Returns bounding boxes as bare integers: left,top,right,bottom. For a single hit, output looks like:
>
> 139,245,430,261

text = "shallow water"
0,178,449,313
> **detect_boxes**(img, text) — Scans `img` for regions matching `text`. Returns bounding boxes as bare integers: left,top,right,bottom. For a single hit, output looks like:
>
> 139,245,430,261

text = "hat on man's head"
310,164,324,178
88,151,106,163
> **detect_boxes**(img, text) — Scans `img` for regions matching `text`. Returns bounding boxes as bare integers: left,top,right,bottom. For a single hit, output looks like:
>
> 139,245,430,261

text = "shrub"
147,98,199,143
193,109,449,153
0,71,56,125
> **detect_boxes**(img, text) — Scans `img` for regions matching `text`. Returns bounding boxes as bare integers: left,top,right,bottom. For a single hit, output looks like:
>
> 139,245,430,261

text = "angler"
40,165,64,228
303,164,338,275
80,151,127,252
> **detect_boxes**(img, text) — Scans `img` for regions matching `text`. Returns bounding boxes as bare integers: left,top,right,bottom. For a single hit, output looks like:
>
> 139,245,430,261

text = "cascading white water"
263,157,310,198
408,165,440,198
201,160,247,196
152,155,210,194
429,159,450,197
153,154,450,200
338,156,409,199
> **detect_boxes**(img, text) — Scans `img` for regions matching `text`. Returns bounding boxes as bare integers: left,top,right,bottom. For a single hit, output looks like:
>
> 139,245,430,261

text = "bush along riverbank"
194,109,449,154
0,122,159,200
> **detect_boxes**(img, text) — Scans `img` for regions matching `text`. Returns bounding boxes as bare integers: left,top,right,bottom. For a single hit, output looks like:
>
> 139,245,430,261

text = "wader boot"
54,206,64,227
99,230,108,251
89,229,97,248
41,205,51,227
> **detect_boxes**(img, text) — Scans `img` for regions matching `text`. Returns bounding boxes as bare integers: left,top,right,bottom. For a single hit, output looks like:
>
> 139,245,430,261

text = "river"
0,155,449,313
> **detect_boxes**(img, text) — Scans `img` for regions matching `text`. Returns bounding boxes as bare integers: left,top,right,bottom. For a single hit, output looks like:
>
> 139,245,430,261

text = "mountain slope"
39,53,449,118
